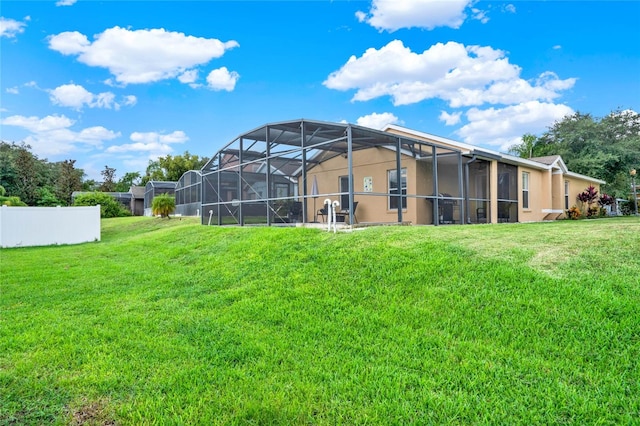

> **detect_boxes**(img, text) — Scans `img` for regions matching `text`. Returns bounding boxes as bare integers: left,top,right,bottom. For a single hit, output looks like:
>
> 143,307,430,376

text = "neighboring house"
71,189,145,216
144,181,177,216
200,119,605,226
128,185,145,216
175,170,202,217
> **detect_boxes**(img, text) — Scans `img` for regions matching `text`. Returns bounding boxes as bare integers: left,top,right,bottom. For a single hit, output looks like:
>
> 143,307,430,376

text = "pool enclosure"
144,181,177,216
175,170,202,216
201,119,518,226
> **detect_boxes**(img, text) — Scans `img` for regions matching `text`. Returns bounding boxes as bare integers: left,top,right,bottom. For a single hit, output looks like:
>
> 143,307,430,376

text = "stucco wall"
306,147,404,223
0,205,101,248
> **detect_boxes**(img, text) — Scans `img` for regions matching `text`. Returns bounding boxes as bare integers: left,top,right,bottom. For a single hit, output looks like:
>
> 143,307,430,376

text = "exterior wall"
0,205,100,248
564,175,602,215
306,147,408,223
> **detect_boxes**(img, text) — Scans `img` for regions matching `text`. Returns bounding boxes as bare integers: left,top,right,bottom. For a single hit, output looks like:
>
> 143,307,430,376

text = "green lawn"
1,217,639,425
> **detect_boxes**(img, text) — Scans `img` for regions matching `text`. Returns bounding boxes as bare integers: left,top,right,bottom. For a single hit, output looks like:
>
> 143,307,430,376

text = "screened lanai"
144,181,177,216
175,170,202,216
200,119,508,226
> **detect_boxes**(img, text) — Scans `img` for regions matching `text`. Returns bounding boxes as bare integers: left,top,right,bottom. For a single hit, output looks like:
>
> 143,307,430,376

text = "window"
564,181,570,210
339,176,351,208
388,168,407,210
522,172,529,209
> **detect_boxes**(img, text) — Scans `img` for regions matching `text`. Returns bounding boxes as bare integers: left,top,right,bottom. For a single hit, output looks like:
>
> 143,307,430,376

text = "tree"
54,159,83,205
73,192,131,218
1,142,48,205
99,166,117,192
115,172,141,192
509,133,537,159
151,194,175,218
141,151,209,184
531,109,640,198
36,187,63,206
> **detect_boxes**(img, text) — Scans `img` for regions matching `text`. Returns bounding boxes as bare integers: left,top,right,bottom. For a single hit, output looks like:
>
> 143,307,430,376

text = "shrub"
152,194,175,218
0,196,28,206
73,192,131,218
566,205,582,220
36,187,63,207
577,185,599,216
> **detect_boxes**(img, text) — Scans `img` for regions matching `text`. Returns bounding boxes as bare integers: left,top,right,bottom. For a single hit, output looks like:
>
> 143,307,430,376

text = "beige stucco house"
201,119,604,226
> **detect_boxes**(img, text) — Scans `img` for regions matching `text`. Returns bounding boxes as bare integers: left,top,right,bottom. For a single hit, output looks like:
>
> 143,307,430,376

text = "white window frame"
522,172,530,209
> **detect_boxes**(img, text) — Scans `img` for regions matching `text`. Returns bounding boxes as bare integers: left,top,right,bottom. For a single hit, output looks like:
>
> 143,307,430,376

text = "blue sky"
1,0,638,181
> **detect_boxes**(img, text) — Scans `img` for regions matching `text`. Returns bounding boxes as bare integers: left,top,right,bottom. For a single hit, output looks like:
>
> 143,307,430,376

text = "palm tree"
152,194,176,218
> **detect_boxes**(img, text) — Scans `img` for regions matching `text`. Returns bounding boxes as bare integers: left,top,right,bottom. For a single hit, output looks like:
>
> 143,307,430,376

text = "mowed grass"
1,217,639,425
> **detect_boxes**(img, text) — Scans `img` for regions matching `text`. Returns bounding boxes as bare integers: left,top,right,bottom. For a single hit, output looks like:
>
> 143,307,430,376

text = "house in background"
200,119,604,226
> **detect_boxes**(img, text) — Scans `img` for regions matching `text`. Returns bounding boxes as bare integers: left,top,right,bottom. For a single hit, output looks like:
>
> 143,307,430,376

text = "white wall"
0,205,101,248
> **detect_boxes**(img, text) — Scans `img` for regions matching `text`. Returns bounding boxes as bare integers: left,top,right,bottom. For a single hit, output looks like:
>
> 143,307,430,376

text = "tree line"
0,141,208,206
509,109,639,198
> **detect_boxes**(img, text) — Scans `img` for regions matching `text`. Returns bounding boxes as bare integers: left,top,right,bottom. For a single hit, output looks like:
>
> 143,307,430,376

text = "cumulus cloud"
439,111,462,126
48,83,137,110
356,112,402,129
56,0,78,6
356,0,473,32
206,67,239,91
0,114,120,156
6,87,19,95
0,17,26,38
106,130,189,159
48,26,239,85
456,101,574,151
505,4,516,13
324,40,576,107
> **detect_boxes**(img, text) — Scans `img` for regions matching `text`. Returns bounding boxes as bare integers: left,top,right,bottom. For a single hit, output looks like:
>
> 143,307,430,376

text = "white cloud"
0,17,26,38
471,8,489,24
56,0,77,5
6,87,19,94
505,4,516,13
178,69,198,84
356,0,473,32
106,130,189,158
123,95,137,107
206,67,239,91
324,40,576,107
439,111,462,126
456,101,574,151
355,112,402,129
48,26,239,85
48,83,137,110
0,114,120,156
553,45,562,50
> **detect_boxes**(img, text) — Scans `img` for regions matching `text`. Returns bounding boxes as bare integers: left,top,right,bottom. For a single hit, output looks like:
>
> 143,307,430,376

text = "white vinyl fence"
0,205,101,248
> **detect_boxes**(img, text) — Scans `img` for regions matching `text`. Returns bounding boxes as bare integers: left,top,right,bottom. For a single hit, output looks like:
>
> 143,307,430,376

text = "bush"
73,192,131,218
620,198,638,216
566,205,582,220
151,194,176,218
0,196,27,206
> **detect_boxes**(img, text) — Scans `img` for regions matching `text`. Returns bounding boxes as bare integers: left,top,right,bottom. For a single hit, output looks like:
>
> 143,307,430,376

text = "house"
200,119,604,226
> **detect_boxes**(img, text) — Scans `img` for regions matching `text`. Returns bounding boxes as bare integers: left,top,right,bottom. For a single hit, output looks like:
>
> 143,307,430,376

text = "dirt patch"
68,399,117,426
